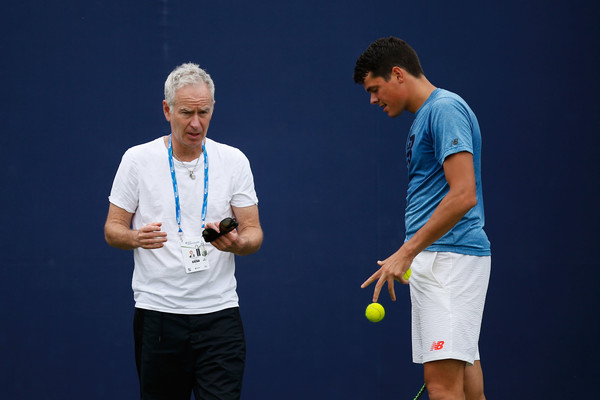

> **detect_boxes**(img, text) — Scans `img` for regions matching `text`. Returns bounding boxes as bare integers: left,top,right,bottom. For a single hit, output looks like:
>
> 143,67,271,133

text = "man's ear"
162,100,171,121
391,66,406,83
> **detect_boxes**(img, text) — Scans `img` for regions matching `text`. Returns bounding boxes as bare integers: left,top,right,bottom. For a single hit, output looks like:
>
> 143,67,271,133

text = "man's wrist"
399,240,419,260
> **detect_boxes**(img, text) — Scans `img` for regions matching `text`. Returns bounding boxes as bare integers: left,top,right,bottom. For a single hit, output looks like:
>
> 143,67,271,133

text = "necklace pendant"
190,171,196,179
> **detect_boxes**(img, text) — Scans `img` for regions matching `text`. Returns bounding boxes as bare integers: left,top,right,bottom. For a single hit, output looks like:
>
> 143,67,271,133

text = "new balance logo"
430,341,445,351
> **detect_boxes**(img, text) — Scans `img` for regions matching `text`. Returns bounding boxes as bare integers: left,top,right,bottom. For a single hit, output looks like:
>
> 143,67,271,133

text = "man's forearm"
105,222,138,250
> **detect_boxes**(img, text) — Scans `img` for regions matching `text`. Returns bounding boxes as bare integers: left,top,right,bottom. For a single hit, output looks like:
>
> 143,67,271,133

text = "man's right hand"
135,222,167,249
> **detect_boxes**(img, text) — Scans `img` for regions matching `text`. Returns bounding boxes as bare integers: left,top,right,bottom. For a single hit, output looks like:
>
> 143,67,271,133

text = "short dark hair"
353,37,424,84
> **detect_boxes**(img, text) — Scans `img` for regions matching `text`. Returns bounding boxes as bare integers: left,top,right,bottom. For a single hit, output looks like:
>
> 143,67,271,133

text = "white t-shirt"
108,137,258,314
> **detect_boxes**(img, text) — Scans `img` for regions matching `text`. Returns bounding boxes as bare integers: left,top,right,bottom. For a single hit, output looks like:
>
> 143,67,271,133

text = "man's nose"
370,93,379,104
190,114,201,128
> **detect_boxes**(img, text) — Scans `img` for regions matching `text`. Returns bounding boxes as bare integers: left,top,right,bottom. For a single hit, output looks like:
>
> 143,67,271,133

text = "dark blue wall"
2,1,599,398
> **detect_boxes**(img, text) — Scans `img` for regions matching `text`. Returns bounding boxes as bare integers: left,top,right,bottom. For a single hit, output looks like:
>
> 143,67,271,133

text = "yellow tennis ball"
403,268,412,280
365,302,385,322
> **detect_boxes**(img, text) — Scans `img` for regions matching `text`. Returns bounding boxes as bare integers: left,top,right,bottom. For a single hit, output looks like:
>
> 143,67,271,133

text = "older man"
105,63,263,400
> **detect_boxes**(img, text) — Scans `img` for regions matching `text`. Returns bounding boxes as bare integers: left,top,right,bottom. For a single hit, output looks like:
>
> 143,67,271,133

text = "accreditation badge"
180,237,210,273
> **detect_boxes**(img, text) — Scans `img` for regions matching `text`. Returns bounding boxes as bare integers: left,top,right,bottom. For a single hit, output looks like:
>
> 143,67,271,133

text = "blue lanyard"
167,135,209,239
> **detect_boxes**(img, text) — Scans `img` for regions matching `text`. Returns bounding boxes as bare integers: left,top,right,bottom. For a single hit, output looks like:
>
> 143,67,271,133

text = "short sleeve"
230,150,258,208
108,149,140,213
430,98,474,164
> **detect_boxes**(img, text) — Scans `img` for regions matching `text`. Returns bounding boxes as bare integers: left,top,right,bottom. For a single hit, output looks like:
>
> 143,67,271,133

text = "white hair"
164,63,215,108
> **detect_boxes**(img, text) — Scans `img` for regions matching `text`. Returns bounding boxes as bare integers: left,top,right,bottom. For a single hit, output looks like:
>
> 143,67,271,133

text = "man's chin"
386,109,402,118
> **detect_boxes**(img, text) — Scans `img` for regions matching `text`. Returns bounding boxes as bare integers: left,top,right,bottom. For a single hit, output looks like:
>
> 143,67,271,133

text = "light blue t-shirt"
405,88,491,256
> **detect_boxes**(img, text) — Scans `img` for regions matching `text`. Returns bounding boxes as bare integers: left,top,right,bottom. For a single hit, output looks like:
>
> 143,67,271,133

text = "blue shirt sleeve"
430,98,474,164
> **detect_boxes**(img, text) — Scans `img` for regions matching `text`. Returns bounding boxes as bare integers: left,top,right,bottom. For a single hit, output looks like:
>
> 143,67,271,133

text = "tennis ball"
403,268,412,280
365,302,385,322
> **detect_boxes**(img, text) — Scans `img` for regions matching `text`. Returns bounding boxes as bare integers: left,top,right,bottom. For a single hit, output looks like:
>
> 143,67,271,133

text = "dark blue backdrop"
2,1,599,398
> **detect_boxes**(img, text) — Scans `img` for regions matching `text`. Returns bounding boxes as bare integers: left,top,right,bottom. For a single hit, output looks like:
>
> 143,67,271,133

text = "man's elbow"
238,230,263,256
449,187,477,215
462,191,478,213
104,224,112,245
104,227,118,248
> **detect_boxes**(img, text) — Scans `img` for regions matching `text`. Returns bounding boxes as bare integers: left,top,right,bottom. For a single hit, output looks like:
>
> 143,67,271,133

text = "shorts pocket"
431,252,454,287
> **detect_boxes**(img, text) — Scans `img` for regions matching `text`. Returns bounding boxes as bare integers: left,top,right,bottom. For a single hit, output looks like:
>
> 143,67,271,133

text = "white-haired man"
105,63,263,399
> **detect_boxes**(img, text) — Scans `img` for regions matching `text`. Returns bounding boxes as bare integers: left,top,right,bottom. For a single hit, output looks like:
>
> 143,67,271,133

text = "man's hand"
203,221,245,254
361,249,413,302
135,222,167,249
105,203,167,250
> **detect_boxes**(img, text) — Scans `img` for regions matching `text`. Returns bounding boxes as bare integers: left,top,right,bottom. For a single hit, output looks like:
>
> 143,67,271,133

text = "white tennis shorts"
410,251,491,365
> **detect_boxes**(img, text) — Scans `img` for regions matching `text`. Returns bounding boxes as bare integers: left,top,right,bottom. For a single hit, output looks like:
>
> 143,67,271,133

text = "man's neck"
406,76,437,114
164,136,203,161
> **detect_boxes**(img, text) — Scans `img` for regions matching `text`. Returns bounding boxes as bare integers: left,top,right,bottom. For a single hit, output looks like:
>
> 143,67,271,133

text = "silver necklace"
173,150,200,179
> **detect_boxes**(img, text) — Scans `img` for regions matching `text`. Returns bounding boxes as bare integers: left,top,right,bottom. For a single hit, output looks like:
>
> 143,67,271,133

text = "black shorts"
134,307,246,400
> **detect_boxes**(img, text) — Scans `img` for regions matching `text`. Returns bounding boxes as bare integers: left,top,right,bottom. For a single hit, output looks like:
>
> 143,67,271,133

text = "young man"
105,63,263,399
355,37,491,400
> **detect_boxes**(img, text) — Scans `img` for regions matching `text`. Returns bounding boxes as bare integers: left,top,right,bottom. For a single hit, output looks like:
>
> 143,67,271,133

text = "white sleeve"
108,149,139,213
231,150,258,208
